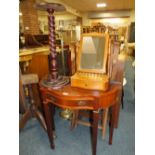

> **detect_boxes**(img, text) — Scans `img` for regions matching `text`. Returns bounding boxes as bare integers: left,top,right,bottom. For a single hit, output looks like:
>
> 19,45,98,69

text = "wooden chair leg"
32,83,42,110
28,84,47,132
19,110,32,131
102,108,108,139
19,80,27,114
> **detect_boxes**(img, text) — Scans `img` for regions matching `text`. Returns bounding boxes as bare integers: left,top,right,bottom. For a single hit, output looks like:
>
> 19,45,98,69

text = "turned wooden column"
47,8,58,80
36,2,69,89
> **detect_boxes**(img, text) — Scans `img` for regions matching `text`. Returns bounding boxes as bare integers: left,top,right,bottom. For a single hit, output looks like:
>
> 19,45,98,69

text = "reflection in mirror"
80,36,105,69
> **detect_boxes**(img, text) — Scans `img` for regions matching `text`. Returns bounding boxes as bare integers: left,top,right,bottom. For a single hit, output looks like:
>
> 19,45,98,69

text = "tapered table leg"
92,110,99,155
50,104,57,138
43,102,55,149
102,108,109,139
114,92,121,128
109,104,116,145
70,110,79,130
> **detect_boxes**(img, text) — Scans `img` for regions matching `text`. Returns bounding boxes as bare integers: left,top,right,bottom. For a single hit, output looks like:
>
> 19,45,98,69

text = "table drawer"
67,100,94,107
45,93,94,109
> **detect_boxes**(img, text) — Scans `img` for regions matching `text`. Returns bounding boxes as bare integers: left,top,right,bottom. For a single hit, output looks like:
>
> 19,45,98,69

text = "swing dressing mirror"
71,33,110,91
79,33,108,73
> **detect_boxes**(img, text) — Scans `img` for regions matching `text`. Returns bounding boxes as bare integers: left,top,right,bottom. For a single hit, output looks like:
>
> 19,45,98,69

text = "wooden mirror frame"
77,32,109,74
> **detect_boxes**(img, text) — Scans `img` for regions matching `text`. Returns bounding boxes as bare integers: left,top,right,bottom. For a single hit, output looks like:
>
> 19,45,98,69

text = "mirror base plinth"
71,73,109,91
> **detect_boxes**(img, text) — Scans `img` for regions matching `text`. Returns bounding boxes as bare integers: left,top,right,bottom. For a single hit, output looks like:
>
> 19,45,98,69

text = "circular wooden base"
41,74,70,89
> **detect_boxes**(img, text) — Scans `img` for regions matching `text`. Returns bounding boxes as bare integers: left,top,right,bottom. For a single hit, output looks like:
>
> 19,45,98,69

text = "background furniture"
108,40,125,126
19,71,46,131
40,82,121,155
19,51,50,110
27,54,49,80
19,46,50,76
24,34,49,47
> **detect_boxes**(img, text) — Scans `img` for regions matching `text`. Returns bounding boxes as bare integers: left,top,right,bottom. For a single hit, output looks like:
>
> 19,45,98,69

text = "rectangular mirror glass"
80,36,106,70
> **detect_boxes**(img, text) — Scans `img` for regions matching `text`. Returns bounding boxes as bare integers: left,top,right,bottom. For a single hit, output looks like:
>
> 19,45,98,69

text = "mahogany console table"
40,81,121,155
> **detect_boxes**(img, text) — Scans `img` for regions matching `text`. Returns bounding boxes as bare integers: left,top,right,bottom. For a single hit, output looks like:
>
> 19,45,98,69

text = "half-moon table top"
40,81,121,110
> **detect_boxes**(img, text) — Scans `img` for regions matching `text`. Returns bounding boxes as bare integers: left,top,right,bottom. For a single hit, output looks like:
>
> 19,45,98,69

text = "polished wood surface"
40,82,121,155
40,83,121,110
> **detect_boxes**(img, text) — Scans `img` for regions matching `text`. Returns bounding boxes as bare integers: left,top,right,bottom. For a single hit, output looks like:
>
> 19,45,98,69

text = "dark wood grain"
92,111,99,155
47,9,58,79
43,102,55,149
